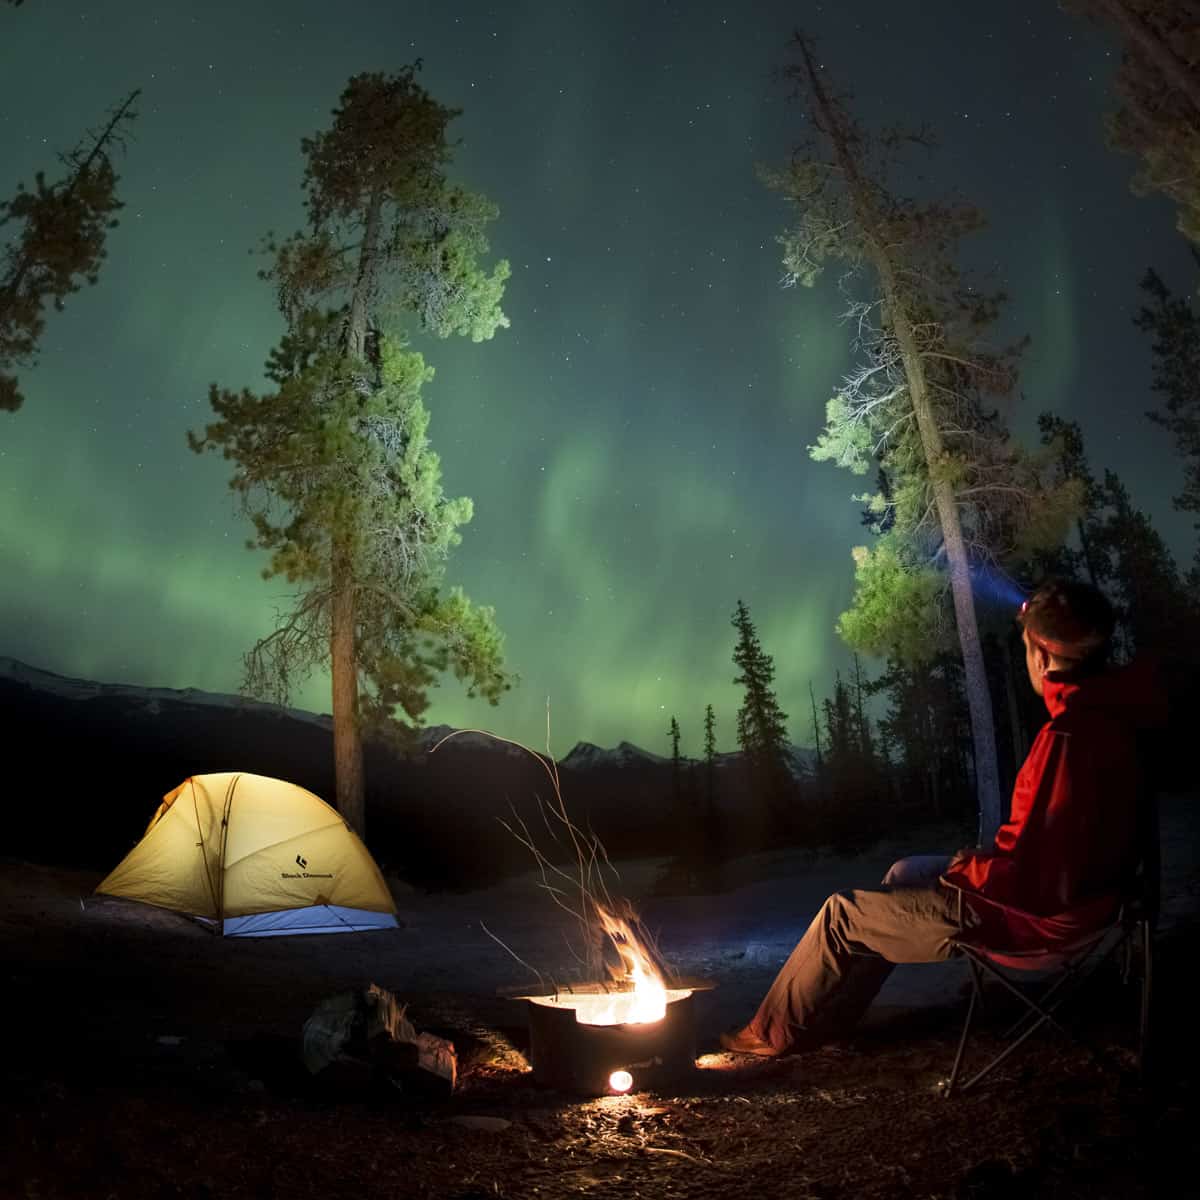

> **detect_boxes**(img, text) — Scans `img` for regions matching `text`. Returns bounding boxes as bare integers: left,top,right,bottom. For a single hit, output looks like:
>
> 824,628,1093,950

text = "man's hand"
947,847,978,870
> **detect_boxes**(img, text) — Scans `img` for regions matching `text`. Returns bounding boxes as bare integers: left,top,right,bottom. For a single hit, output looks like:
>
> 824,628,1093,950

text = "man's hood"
1042,656,1169,727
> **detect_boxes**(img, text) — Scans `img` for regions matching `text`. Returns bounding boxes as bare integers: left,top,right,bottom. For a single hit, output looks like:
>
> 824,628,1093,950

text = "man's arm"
942,731,1068,907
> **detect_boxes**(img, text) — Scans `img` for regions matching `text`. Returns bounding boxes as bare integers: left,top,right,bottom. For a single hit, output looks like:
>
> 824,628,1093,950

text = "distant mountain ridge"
0,657,815,774
1,656,816,888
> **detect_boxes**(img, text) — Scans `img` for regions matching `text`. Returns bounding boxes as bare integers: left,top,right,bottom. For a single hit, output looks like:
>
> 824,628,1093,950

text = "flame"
528,903,691,1025
564,905,665,1025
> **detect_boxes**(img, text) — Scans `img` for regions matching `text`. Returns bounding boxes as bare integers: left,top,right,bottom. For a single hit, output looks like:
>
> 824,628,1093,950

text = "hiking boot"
719,1026,783,1057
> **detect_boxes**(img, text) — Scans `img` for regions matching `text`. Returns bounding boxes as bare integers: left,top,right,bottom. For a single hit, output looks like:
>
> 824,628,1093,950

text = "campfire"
514,904,713,1095
535,905,684,1025
431,727,714,1094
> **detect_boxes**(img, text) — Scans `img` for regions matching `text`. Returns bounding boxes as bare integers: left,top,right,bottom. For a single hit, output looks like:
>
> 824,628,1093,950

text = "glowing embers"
528,986,693,1027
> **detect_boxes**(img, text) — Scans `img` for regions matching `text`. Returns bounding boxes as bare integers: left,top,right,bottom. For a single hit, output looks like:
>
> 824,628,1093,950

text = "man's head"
1017,578,1115,696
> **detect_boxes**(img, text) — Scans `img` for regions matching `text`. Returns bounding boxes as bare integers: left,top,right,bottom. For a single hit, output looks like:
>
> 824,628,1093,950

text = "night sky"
1,1,1191,757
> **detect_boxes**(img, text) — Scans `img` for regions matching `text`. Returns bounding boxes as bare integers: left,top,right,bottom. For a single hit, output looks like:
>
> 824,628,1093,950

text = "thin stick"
479,920,549,996
431,721,672,989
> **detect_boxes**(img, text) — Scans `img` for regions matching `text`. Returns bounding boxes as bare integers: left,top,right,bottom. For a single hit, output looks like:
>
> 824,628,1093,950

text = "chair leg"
944,959,983,1098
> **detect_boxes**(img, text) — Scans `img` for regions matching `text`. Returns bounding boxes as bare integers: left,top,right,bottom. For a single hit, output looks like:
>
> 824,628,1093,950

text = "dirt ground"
2,828,1196,1200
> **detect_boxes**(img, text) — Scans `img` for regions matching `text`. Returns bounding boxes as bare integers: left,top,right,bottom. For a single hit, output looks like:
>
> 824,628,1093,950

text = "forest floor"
3,797,1197,1199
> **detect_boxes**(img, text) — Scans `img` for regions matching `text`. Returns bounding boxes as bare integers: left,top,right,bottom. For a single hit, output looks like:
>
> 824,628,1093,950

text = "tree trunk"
852,654,871,757
328,185,385,836
1095,0,1200,119
923,697,940,818
331,542,365,836
797,38,1004,845
346,187,385,360
809,680,824,771
1077,516,1102,589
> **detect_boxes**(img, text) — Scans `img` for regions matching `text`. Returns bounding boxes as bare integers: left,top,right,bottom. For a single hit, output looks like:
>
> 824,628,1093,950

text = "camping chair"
940,795,1158,1097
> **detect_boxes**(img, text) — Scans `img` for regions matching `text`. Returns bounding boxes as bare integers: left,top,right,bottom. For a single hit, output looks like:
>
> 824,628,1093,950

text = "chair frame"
942,790,1159,1097
943,905,1152,1095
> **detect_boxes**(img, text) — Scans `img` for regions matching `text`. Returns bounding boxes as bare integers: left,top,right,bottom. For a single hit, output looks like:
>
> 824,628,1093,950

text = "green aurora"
0,0,1191,756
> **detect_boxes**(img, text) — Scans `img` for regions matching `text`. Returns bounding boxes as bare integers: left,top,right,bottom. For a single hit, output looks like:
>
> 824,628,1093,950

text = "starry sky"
0,1,1192,757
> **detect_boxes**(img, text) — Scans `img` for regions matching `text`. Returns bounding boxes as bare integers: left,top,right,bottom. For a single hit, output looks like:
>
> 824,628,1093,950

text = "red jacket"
942,658,1166,949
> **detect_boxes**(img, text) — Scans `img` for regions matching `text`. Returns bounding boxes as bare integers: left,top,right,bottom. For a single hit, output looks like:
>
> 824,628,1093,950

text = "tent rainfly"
96,772,399,936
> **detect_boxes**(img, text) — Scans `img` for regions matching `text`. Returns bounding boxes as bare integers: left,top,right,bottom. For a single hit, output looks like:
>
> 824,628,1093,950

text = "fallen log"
302,983,457,1095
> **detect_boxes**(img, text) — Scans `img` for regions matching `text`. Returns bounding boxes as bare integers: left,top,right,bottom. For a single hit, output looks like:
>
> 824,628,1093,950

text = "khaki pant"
747,855,979,1053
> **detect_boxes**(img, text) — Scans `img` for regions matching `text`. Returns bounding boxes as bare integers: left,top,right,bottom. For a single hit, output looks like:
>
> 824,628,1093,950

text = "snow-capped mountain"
560,740,666,770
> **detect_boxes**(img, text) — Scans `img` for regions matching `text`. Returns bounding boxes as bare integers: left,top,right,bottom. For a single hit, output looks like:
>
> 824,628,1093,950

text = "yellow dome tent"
96,772,399,937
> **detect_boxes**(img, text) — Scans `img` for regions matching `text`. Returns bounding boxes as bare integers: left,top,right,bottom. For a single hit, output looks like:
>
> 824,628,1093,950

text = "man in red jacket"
720,578,1164,1057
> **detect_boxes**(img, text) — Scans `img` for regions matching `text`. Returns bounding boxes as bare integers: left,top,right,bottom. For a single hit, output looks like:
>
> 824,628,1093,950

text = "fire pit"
511,978,715,1095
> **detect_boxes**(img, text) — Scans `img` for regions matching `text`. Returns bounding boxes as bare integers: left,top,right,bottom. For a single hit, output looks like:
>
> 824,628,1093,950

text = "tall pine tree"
668,715,682,812
731,599,793,837
1097,469,1196,657
871,654,973,826
1037,413,1109,587
702,703,717,810
190,68,511,836
774,34,1078,842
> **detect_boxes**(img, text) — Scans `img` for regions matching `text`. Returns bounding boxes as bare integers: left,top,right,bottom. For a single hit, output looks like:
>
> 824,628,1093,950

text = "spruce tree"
808,680,824,771
822,674,856,778
1,89,139,412
1096,470,1196,656
872,655,972,824
731,599,793,835
1037,413,1110,587
817,669,886,848
190,68,511,836
702,703,717,808
852,653,873,759
698,702,724,882
668,715,682,810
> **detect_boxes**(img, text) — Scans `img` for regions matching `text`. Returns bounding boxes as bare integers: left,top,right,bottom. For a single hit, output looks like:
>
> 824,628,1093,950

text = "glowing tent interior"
95,772,399,936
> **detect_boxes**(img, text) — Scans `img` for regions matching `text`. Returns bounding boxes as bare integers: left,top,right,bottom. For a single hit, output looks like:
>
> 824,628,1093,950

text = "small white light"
609,1069,633,1093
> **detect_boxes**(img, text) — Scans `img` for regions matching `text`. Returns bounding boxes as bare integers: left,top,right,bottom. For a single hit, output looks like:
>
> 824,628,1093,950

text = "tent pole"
218,775,239,937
